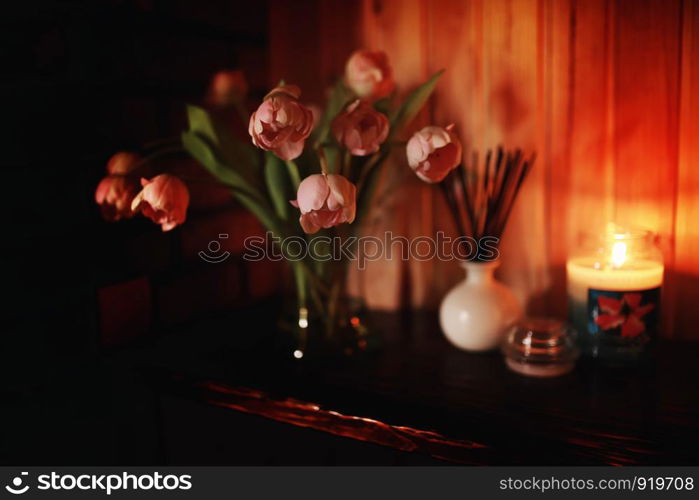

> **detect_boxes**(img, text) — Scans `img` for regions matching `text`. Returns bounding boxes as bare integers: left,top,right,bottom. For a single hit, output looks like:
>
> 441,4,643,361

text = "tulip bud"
290,174,357,234
332,100,389,156
131,174,190,231
248,84,314,161
406,124,462,183
345,50,395,100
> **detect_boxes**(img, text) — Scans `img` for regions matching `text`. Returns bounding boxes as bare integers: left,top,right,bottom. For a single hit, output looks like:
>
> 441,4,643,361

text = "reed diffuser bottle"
435,147,534,352
440,259,521,351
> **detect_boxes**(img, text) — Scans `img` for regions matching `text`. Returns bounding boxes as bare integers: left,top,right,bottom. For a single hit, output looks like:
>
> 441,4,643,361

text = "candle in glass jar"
567,230,663,361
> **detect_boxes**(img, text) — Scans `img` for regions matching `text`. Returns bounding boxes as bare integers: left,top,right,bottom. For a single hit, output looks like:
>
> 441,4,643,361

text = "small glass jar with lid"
502,317,579,377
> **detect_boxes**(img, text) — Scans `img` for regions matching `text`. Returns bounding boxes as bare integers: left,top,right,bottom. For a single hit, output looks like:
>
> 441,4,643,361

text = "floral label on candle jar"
588,288,660,340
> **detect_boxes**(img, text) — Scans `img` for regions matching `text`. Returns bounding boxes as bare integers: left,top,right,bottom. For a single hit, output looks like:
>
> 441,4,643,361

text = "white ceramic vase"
439,260,522,351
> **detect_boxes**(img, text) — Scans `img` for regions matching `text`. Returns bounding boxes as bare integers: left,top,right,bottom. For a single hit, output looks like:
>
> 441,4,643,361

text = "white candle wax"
567,257,664,301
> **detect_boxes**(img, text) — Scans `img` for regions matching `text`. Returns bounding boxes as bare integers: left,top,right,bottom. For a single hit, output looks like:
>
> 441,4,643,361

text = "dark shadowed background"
1,0,306,464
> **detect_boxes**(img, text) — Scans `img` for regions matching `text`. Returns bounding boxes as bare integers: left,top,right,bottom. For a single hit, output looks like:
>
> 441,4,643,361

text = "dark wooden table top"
133,302,699,465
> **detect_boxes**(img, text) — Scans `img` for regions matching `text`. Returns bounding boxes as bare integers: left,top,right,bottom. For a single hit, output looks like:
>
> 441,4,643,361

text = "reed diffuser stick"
440,147,535,260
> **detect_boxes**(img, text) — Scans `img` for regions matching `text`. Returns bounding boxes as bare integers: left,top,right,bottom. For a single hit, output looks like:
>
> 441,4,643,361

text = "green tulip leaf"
264,151,292,220
312,79,354,147
186,105,261,189
182,130,281,235
373,97,391,115
389,69,444,137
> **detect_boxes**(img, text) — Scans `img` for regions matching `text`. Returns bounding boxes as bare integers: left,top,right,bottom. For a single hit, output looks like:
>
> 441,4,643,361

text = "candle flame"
611,241,627,268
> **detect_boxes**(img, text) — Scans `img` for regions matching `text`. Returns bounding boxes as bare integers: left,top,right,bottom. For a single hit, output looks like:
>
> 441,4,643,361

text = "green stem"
343,150,352,179
170,175,224,185
325,276,343,339
297,260,330,297
307,276,326,317
141,137,182,151
355,151,383,193
285,160,301,190
294,261,325,315
128,146,185,177
291,262,307,311
316,146,330,175
290,262,309,353
218,181,284,237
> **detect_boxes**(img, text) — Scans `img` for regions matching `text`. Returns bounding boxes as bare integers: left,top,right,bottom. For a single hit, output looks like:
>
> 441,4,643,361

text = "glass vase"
277,258,377,361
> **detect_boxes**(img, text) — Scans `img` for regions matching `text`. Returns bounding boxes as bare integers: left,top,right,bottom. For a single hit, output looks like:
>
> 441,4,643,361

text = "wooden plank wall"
269,0,699,338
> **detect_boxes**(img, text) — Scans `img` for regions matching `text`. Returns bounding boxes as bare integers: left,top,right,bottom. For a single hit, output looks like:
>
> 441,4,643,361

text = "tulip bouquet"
96,51,443,355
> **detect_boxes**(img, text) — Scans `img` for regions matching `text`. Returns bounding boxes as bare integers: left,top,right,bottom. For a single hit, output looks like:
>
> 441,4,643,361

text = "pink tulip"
208,70,248,107
406,124,463,183
131,174,190,232
290,174,357,234
95,176,138,221
106,152,141,175
331,100,389,156
248,84,314,161
345,50,395,100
